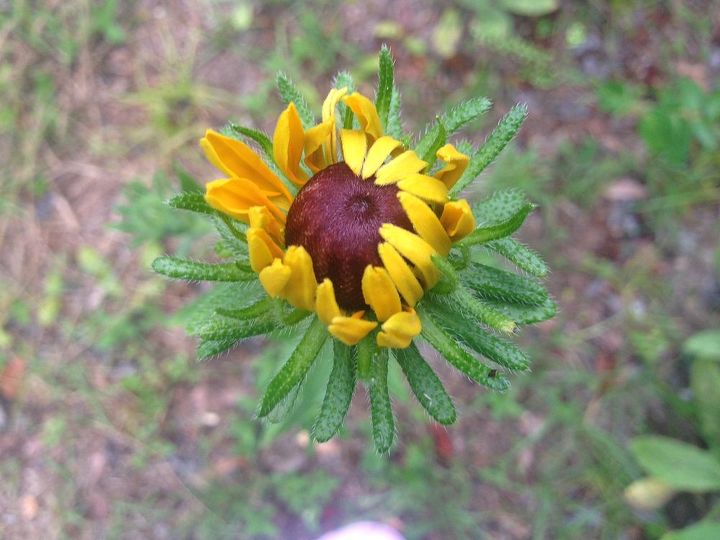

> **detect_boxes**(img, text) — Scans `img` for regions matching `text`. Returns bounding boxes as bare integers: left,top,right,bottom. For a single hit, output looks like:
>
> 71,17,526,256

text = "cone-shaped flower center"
285,162,413,311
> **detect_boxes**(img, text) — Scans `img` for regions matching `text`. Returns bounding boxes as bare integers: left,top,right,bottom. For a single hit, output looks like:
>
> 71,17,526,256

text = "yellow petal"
248,227,283,272
377,309,422,349
361,265,402,322
340,129,367,175
248,205,284,246
361,136,403,179
434,144,470,189
321,88,348,161
316,278,341,325
379,224,439,288
397,173,449,204
397,192,452,256
205,177,286,224
283,245,317,311
200,129,292,203
259,258,291,297
304,122,333,174
374,151,428,185
273,103,308,186
440,199,476,241
343,92,383,142
377,242,424,306
329,313,377,345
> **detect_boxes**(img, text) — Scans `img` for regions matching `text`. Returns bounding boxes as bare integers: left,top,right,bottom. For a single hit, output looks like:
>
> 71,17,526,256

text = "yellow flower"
201,89,476,348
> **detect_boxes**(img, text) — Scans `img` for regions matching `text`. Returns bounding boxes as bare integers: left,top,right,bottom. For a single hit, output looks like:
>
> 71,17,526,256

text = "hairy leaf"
486,237,549,277
258,317,328,417
167,192,216,216
395,344,456,424
462,262,549,305
368,349,395,452
276,72,315,128
312,341,356,442
152,256,254,282
419,307,509,391
376,45,394,130
451,104,528,195
484,296,557,325
230,124,274,160
457,203,534,247
386,86,404,139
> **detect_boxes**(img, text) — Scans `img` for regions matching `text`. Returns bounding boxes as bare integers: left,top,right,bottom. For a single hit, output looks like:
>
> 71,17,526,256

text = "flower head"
202,89,475,349
154,48,555,451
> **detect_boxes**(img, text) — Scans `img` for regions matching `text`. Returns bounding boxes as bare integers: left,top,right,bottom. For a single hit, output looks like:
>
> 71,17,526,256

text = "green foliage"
229,123,274,160
368,349,395,453
312,341,356,442
451,104,528,196
166,191,216,216
151,256,254,281
258,317,328,417
394,344,456,425
486,237,549,277
630,436,720,492
375,45,394,131
462,262,548,305
276,72,315,128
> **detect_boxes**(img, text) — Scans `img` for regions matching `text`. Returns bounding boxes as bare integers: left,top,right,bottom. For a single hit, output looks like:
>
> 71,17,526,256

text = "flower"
153,48,555,450
201,90,475,349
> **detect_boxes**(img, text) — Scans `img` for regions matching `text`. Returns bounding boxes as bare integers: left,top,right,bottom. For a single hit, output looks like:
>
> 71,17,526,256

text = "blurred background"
1,0,720,538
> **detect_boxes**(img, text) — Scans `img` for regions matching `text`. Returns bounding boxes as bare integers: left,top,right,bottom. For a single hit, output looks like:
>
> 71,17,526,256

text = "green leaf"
167,192,215,216
312,341,356,442
484,296,557,325
216,297,275,321
258,317,328,417
431,254,459,294
457,203,534,247
415,97,491,165
276,72,316,129
418,306,509,391
462,262,549,305
684,330,720,361
394,343,456,424
425,299,530,371
334,70,356,129
474,188,530,225
662,522,720,540
386,86,404,139
197,337,241,359
449,286,516,333
486,237,549,277
691,358,720,448
500,0,559,17
368,349,394,452
230,124,274,160
152,256,254,281
376,45,394,131
213,215,248,258
630,436,720,492
174,165,203,193
451,104,528,196
192,315,277,342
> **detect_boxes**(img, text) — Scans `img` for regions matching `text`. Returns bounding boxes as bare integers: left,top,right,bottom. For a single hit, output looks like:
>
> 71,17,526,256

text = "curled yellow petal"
379,224,438,288
329,313,378,345
440,199,476,241
248,227,283,272
321,88,347,161
342,92,383,143
200,129,292,204
248,205,284,246
259,258,291,298
273,103,308,186
377,242,423,306
361,265,402,322
397,192,451,256
361,135,402,179
434,144,470,189
316,278,341,325
374,151,427,185
397,173,448,204
205,178,286,224
284,245,317,311
377,309,422,349
340,129,367,176
303,121,333,174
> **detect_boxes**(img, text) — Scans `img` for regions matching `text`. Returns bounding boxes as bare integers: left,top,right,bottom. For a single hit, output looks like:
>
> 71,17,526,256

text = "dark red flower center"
285,162,413,312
